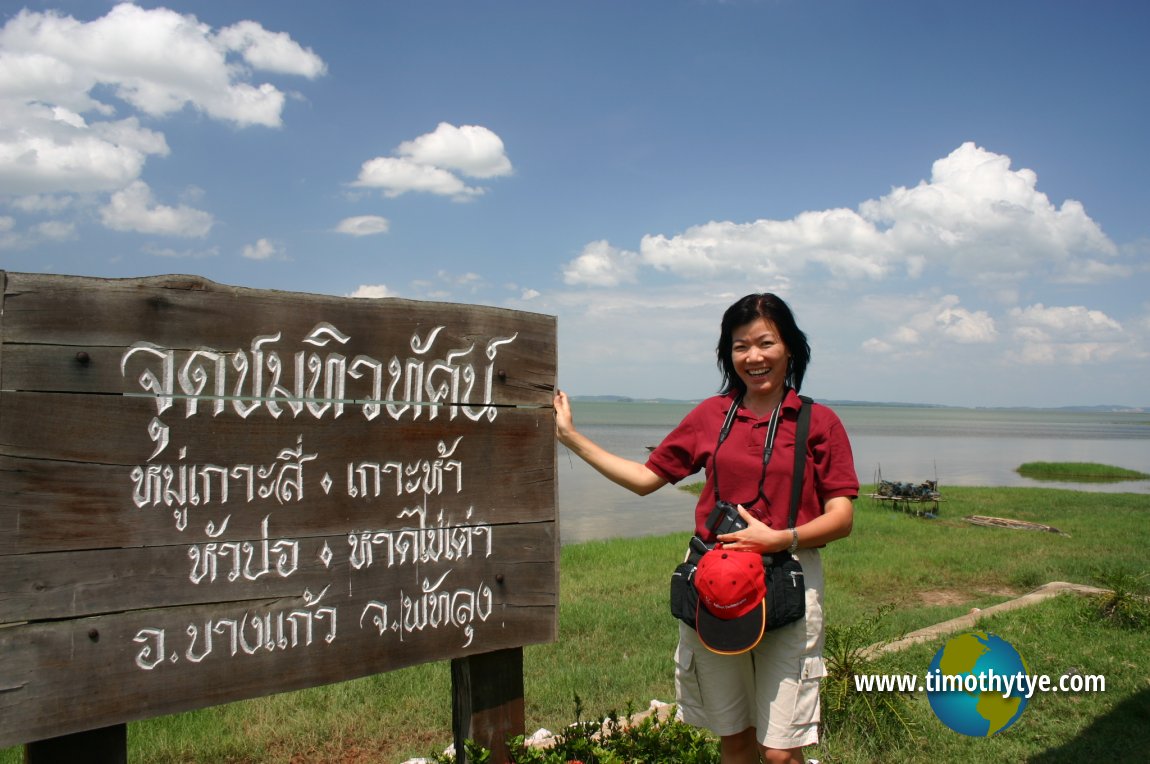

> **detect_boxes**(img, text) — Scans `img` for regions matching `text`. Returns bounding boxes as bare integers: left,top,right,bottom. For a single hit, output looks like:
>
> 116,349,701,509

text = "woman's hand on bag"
716,505,791,554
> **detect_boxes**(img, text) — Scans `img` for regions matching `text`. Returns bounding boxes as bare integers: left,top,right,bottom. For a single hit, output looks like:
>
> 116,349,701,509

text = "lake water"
556,401,1150,545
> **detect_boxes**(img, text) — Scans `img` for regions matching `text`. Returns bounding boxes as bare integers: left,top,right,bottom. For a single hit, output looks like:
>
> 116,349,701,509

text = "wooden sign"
0,272,558,748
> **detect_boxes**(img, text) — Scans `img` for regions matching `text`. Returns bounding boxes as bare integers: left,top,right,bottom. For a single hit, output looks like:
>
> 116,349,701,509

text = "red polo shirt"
645,389,859,541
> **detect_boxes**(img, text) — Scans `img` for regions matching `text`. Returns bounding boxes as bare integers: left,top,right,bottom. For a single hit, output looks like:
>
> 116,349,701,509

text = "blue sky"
2,0,1147,408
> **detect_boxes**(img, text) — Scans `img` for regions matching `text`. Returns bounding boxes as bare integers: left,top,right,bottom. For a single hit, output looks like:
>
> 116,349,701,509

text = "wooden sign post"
0,272,558,760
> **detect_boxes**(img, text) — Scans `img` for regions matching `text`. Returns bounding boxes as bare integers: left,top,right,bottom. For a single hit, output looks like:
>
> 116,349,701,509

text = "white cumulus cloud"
99,180,213,237
0,4,325,127
859,142,1120,283
936,303,998,344
353,156,484,200
1008,303,1126,364
864,294,998,354
214,20,327,79
350,122,512,201
570,143,1122,291
397,122,513,179
0,105,170,194
0,2,324,227
334,215,390,236
639,208,892,281
349,284,398,299
562,240,640,287
241,237,280,260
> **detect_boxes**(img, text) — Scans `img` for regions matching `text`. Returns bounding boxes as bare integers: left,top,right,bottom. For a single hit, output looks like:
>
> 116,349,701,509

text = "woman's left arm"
718,496,854,554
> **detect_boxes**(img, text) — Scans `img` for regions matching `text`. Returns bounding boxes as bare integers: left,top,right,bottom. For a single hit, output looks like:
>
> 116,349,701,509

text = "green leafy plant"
1086,571,1150,630
821,605,916,755
434,695,719,764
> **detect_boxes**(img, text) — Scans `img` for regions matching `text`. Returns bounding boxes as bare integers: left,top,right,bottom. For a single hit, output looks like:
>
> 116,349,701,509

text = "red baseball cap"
694,547,767,655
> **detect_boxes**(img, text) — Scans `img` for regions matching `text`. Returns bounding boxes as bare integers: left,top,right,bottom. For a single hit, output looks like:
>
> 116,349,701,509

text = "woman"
553,293,857,764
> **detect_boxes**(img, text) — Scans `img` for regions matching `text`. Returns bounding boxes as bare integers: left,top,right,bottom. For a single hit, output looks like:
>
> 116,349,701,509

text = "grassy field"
3,484,1148,762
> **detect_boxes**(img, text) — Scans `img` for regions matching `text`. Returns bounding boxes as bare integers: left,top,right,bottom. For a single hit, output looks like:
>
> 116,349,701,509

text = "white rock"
525,728,554,745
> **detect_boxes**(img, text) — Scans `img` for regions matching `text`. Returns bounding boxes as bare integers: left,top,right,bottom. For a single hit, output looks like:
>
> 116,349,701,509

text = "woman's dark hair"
716,293,811,396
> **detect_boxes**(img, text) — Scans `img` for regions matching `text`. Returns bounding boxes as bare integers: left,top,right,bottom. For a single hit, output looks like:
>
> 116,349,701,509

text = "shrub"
1085,571,1150,630
820,605,916,755
432,696,719,764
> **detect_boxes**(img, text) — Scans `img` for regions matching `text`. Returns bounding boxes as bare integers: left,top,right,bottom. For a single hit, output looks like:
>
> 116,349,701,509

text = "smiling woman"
555,292,859,764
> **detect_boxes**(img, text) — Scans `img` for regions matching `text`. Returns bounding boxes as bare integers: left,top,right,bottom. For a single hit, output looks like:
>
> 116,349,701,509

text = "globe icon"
926,631,1030,736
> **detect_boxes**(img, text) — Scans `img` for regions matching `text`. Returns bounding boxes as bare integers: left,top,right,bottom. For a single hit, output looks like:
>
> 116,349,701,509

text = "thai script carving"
120,318,528,673
130,436,317,532
121,322,518,423
348,504,492,570
359,571,494,648
188,516,300,584
132,587,337,670
347,435,464,498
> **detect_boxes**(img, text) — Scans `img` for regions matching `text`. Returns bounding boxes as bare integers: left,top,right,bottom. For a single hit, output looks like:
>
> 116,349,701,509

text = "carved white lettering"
124,322,522,671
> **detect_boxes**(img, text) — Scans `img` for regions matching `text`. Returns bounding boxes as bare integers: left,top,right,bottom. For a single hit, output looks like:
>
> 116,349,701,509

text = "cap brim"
695,599,766,655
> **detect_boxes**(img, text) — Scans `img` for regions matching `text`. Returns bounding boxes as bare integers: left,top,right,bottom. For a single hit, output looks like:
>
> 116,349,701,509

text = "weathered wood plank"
0,595,554,748
1,333,552,406
0,394,553,554
0,522,557,623
0,272,555,404
0,388,551,467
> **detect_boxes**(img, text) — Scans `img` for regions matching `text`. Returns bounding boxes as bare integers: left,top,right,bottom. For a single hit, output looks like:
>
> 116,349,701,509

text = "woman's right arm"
554,390,668,496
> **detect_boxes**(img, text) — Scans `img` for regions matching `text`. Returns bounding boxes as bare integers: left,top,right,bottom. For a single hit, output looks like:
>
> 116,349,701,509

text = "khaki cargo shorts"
674,548,826,750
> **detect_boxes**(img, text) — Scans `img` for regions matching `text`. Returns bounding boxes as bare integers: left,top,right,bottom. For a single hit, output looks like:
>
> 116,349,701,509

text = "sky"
1,0,1148,409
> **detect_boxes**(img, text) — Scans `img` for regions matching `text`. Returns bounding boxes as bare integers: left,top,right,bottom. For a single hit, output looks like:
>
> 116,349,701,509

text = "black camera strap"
788,395,812,530
711,396,779,507
710,396,740,504
711,392,812,528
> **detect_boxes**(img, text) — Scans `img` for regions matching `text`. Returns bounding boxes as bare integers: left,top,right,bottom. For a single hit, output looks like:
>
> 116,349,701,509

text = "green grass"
3,485,1148,762
817,593,1150,762
1016,461,1150,482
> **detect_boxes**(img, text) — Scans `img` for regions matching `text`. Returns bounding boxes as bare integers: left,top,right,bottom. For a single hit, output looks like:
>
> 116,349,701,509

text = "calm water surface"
557,401,1150,545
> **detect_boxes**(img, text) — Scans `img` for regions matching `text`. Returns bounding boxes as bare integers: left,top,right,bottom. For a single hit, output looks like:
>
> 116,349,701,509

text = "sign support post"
24,725,127,764
451,646,526,762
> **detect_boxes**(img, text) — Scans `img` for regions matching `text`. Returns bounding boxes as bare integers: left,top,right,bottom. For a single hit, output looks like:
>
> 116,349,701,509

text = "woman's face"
730,316,790,405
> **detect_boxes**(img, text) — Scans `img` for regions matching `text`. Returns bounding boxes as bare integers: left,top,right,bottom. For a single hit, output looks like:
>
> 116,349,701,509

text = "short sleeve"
810,409,859,503
644,397,728,484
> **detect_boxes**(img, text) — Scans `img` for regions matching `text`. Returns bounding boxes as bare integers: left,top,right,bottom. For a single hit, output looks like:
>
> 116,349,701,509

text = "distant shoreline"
569,395,1148,414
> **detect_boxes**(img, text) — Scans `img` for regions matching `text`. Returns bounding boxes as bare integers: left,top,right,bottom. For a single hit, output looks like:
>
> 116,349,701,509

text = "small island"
1016,461,1150,482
